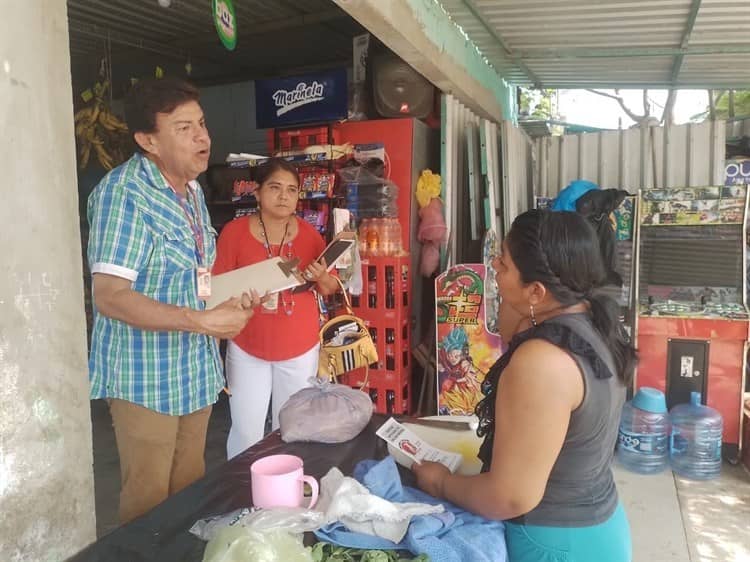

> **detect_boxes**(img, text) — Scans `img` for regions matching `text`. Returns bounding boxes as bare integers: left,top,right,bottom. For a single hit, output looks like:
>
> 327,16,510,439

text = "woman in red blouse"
214,158,338,458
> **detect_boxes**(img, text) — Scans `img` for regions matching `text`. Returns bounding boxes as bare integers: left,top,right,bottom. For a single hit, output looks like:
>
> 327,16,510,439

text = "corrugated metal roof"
680,54,750,86
66,0,363,87
439,0,750,88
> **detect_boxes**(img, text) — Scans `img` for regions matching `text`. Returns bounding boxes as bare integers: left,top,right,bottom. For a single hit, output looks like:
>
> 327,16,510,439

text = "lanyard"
258,212,291,258
257,212,295,315
172,186,206,266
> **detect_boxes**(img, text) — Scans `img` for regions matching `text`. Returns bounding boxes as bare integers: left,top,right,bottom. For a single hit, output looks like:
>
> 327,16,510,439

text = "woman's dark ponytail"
587,291,636,387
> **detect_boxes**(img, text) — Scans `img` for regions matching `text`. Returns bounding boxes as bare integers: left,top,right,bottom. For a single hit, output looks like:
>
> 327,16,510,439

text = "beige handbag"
317,278,378,384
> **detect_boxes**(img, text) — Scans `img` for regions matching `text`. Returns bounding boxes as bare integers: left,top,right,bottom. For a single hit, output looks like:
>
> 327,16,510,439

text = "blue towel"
314,457,507,562
551,180,599,211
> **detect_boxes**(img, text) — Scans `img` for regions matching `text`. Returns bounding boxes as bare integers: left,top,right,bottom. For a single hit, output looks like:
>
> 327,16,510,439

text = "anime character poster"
435,264,503,415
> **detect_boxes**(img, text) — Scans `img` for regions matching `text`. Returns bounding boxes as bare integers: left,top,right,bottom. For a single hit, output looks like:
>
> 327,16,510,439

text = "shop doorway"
66,0,445,536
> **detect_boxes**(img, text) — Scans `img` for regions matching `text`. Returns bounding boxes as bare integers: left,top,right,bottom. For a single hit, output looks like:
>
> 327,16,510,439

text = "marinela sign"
255,69,347,128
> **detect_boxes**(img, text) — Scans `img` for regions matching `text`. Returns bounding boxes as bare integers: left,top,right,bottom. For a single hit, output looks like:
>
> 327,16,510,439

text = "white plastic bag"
190,507,324,542
192,507,325,562
202,528,312,562
279,377,373,443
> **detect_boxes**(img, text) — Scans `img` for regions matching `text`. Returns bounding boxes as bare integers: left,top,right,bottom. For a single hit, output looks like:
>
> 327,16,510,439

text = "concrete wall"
0,1,96,560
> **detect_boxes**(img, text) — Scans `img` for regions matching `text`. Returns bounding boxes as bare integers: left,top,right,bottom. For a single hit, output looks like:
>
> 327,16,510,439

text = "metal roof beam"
518,45,750,59
461,0,542,88
190,59,352,88
167,9,349,49
67,22,255,72
671,0,703,84
67,2,203,36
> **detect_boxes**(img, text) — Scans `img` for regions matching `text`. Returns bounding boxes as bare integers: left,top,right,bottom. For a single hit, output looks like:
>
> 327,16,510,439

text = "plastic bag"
417,199,447,244
550,179,598,211
192,507,326,562
279,377,373,444
202,528,312,562
338,165,398,219
417,199,447,277
415,169,441,209
190,506,325,542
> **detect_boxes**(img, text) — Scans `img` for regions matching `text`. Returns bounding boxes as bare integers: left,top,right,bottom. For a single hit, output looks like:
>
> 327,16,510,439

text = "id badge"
197,267,212,300
261,292,279,313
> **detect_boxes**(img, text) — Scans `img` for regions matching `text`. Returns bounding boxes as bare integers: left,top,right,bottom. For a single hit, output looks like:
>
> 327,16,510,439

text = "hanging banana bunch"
74,80,130,170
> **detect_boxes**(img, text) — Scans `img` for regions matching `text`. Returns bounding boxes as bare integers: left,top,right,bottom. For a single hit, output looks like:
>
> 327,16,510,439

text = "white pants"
225,341,319,459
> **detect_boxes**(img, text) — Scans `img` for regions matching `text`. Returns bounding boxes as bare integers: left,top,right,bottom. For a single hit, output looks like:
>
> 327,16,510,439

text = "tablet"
319,237,356,270
291,234,356,293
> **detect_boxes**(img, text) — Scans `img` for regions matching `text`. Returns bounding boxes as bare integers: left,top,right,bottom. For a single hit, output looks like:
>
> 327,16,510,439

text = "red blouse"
213,216,325,361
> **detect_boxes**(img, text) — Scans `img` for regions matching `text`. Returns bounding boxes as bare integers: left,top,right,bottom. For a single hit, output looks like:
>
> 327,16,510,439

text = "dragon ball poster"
435,264,503,415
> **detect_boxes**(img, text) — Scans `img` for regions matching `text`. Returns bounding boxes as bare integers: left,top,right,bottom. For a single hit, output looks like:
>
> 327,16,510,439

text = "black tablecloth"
69,415,399,561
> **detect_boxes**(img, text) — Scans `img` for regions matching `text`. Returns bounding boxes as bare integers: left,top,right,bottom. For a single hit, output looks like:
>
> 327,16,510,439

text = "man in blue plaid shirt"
87,78,259,523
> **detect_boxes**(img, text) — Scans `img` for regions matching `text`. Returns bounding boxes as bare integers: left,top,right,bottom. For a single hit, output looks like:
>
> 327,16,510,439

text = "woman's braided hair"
507,209,636,385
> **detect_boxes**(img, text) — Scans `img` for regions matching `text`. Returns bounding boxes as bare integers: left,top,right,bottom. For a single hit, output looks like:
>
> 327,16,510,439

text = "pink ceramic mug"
250,454,319,509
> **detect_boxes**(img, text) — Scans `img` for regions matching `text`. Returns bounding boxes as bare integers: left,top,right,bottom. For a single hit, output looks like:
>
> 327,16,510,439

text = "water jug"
669,392,722,480
617,387,670,474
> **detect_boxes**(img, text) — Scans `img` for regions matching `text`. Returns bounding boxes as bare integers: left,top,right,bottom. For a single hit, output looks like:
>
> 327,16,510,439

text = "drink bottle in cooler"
380,219,403,256
358,218,370,257
385,266,395,308
669,392,723,480
366,218,381,255
367,266,377,308
386,390,396,413
617,387,670,474
385,328,395,370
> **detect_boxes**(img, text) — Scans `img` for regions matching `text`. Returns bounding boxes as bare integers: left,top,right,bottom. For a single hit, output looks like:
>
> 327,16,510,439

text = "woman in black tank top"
413,209,636,562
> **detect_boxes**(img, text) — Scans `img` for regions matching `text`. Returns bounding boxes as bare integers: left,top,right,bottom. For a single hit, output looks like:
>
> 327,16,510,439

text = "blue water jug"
669,392,723,480
617,387,670,474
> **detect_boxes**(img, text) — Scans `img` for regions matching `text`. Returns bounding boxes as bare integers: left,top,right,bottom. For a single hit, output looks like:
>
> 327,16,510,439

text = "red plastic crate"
357,316,411,375
337,315,411,394
267,126,341,153
340,368,411,415
350,256,411,322
338,255,412,414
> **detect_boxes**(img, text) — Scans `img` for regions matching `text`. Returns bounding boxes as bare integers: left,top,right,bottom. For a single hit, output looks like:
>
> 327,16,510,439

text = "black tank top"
475,313,626,527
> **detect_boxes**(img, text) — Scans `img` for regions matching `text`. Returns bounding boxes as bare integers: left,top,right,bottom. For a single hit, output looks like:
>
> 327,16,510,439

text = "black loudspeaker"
371,53,435,119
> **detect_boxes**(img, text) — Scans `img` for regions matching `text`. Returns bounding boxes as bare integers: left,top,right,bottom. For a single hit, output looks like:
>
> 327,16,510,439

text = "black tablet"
318,237,356,271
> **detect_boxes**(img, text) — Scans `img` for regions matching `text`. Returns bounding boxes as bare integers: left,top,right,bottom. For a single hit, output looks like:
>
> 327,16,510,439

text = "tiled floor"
91,401,750,561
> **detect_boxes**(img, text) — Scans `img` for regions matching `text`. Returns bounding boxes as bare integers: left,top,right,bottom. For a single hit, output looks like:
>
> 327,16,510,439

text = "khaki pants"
109,399,213,524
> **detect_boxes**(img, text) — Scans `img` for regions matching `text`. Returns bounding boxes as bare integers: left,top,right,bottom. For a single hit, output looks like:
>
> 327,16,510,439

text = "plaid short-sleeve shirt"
87,152,223,415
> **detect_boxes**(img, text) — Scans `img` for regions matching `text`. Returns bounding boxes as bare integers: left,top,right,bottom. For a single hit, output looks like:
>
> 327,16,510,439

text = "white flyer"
376,417,463,473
